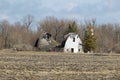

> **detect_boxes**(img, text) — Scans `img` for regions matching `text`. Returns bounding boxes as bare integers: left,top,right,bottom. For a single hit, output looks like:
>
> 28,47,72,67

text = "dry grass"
0,49,120,80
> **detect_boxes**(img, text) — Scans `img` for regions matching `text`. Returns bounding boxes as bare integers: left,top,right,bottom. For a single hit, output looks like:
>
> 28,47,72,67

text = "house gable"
64,33,82,53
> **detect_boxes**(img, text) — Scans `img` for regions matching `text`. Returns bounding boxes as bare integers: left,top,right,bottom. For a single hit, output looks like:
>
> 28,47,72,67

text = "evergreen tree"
67,21,78,33
83,26,96,53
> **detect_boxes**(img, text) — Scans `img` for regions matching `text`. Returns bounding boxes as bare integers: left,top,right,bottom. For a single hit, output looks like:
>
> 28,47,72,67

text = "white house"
64,33,83,53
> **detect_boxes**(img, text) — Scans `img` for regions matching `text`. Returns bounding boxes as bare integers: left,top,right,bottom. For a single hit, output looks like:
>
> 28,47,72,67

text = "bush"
112,43,120,53
13,44,33,51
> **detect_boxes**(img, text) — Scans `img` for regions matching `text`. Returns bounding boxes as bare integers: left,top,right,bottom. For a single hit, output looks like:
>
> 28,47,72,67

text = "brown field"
0,50,120,80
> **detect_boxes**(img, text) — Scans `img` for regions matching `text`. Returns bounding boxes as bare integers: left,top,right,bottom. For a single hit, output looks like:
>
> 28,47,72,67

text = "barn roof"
64,33,78,39
37,32,58,50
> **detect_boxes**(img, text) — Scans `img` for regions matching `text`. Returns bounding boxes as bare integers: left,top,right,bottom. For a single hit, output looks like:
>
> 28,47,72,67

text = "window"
73,37,75,42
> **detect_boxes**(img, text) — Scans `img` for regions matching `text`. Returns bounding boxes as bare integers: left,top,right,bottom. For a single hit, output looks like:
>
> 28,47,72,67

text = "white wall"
64,34,82,53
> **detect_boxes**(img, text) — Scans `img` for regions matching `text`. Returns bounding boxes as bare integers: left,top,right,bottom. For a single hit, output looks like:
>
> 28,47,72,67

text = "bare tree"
37,17,69,43
22,15,34,29
94,23,120,53
0,20,11,48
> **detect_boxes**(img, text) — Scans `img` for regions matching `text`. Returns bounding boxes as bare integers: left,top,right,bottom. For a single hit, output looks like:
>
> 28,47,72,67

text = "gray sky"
0,0,120,24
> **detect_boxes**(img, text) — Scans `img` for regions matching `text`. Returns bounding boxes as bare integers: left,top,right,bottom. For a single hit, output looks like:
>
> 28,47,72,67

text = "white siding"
64,34,82,53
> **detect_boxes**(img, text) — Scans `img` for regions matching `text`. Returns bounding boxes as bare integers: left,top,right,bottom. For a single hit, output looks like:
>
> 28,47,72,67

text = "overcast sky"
0,0,120,24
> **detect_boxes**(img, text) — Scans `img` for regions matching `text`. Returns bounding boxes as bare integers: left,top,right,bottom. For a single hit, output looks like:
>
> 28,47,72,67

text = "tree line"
0,15,120,53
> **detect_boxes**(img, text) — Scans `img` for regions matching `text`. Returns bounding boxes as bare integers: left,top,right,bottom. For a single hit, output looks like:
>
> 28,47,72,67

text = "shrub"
13,44,33,51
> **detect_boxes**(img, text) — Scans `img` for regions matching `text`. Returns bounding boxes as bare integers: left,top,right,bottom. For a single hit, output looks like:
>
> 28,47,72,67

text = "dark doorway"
71,48,74,53
34,38,39,47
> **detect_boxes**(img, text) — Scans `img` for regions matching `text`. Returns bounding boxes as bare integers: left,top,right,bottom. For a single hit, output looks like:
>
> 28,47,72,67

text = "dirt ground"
0,49,120,80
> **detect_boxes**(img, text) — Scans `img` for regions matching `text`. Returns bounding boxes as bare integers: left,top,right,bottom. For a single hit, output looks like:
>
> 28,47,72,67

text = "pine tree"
83,25,96,53
67,21,78,33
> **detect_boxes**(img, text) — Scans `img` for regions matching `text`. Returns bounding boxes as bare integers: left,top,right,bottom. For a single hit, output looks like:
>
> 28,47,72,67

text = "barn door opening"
71,48,74,53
